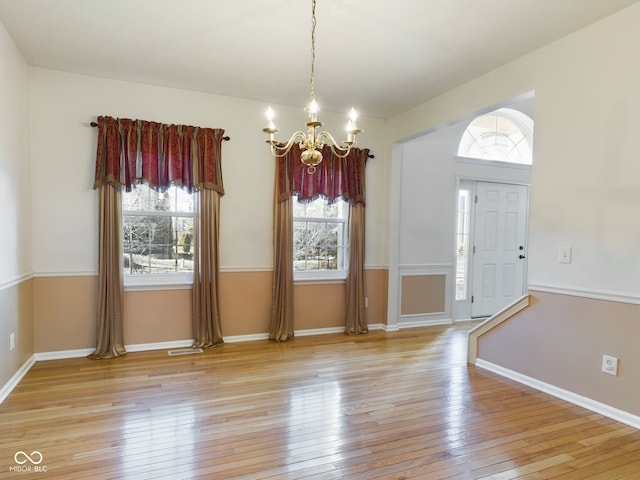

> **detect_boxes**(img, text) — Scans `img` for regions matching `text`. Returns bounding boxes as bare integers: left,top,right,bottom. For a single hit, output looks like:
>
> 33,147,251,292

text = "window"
458,108,533,165
122,184,194,286
455,186,472,301
293,197,349,280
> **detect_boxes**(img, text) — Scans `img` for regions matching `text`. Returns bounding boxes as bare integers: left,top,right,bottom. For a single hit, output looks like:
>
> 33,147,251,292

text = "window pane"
324,202,341,218
458,108,533,165
174,188,194,213
122,185,194,276
293,197,348,274
293,201,306,217
152,191,173,212
123,215,152,274
305,201,323,218
455,189,471,301
123,187,151,211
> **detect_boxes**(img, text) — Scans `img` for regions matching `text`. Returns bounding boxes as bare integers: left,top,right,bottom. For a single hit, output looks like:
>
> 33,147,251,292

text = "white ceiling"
0,0,638,119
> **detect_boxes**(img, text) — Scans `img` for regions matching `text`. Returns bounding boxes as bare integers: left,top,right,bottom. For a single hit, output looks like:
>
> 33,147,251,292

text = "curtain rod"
87,122,375,154
90,122,230,141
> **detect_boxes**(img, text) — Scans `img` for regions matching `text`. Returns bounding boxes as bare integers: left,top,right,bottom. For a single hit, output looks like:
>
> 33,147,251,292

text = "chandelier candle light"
263,0,362,174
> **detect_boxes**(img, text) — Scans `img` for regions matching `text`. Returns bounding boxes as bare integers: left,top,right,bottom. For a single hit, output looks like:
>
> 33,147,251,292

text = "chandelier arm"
268,131,307,157
327,145,352,159
316,131,354,158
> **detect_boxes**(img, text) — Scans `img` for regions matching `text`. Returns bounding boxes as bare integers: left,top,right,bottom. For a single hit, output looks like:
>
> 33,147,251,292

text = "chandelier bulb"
307,99,319,122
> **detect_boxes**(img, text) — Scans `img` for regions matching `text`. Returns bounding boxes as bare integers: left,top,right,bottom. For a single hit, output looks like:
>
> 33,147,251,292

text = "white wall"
399,127,459,266
391,2,640,300
29,68,389,275
0,21,31,283
0,18,33,392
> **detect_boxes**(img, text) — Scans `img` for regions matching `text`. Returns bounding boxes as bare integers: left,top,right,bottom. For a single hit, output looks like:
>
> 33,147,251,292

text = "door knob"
519,254,526,259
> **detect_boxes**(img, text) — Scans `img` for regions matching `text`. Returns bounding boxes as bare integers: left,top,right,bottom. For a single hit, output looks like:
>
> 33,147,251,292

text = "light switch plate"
558,246,572,264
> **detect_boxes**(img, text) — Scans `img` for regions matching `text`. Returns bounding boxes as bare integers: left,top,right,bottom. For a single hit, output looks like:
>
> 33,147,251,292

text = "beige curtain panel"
192,189,225,348
88,184,127,359
345,202,368,335
269,187,295,342
91,116,226,358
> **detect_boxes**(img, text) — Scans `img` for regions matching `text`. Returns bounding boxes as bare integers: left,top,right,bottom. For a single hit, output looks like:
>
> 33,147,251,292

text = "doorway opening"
454,107,533,320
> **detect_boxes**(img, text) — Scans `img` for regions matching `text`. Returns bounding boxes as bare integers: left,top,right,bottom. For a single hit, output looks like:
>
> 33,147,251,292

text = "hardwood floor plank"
1,324,639,479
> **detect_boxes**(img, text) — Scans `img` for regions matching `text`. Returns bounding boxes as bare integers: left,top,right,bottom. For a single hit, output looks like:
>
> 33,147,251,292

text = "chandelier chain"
310,0,317,102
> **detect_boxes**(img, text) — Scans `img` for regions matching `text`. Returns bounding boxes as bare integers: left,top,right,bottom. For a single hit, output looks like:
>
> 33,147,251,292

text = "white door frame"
454,179,530,321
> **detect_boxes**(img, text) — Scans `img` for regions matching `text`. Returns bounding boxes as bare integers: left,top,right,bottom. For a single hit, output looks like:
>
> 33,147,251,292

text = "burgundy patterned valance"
277,145,369,205
93,116,225,194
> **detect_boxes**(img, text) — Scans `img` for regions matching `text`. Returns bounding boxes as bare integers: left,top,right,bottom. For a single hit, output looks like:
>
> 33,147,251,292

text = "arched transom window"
458,108,533,165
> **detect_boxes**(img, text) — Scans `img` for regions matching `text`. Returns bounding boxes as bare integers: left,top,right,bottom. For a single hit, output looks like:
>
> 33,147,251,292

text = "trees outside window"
122,184,194,275
293,197,348,279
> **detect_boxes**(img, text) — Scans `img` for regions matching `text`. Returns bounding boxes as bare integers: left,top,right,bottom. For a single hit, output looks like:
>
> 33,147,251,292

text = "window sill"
294,271,347,285
124,273,193,291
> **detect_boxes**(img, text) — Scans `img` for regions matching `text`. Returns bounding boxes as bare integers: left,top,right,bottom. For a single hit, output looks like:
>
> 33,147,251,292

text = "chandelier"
263,0,362,174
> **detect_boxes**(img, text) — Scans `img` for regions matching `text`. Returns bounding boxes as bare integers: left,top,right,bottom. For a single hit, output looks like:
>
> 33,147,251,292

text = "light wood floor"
2,324,640,479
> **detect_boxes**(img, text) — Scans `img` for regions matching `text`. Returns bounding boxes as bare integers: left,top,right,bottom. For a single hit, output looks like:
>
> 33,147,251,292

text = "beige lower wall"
32,269,389,353
477,290,640,417
0,278,34,388
33,276,96,352
400,274,446,315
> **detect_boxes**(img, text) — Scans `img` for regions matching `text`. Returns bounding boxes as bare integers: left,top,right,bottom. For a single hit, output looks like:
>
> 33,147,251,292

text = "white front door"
471,181,528,318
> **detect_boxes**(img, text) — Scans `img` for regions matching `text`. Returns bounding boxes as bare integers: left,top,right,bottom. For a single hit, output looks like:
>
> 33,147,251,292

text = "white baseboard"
0,355,36,404
381,319,451,332
35,348,95,361
33,324,389,361
398,318,452,329
381,324,400,332
475,359,640,430
295,327,344,337
224,333,270,342
2,323,387,404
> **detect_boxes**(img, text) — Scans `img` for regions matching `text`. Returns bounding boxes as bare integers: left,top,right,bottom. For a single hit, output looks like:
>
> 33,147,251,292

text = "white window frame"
293,197,349,283
122,185,194,290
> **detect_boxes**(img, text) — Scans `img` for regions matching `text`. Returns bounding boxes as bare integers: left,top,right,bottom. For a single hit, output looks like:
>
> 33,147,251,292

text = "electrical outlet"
601,354,618,376
9,333,15,351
